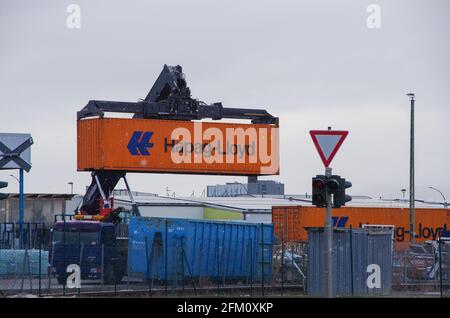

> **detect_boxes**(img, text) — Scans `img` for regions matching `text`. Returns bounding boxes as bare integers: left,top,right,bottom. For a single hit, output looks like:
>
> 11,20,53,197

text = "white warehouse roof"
113,193,447,212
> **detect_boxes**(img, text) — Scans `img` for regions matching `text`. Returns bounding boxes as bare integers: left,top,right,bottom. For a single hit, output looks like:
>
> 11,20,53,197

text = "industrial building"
114,193,300,223
207,180,285,197
0,193,75,224
112,191,445,224
0,189,444,226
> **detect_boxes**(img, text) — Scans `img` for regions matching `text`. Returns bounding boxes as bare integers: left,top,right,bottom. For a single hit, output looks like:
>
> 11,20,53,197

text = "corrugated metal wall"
307,228,393,297
128,217,273,282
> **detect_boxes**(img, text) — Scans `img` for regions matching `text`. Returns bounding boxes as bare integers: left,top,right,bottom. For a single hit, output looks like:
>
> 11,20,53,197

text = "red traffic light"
312,193,325,204
312,179,325,190
312,175,327,207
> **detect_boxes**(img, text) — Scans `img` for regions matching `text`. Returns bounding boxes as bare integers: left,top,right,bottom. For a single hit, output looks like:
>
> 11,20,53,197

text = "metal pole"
324,167,333,298
181,238,185,294
78,233,81,297
63,215,66,296
5,199,9,223
123,176,140,216
439,239,443,298
216,237,220,294
281,224,285,296
250,238,253,297
19,168,24,248
261,223,264,297
181,245,197,295
101,244,104,289
145,236,151,295
126,248,130,289
94,174,107,202
39,234,42,297
165,220,168,295
408,93,415,243
349,225,354,296
79,245,83,297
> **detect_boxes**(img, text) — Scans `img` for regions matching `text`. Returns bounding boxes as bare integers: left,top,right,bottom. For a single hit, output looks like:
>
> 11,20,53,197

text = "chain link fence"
393,240,450,296
4,221,450,298
0,221,307,298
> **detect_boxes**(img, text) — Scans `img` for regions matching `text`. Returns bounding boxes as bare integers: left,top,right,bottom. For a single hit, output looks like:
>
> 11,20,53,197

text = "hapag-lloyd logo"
166,122,279,174
165,139,256,159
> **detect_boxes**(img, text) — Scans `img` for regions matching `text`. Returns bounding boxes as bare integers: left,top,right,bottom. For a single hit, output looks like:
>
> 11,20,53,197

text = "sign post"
0,133,33,249
19,168,24,247
310,128,348,298
324,166,333,298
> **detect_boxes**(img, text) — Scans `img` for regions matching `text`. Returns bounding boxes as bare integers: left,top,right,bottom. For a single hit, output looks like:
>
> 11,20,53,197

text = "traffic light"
312,175,327,207
333,177,352,208
0,181,8,201
326,176,340,193
311,174,352,208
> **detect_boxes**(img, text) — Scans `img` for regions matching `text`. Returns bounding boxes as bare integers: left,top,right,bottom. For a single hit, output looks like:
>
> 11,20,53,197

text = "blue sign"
332,216,349,227
127,131,154,156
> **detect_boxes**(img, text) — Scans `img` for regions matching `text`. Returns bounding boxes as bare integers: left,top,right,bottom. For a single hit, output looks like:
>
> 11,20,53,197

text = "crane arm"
77,64,278,125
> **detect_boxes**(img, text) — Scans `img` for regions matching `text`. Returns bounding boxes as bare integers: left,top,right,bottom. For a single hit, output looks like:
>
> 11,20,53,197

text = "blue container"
128,217,273,282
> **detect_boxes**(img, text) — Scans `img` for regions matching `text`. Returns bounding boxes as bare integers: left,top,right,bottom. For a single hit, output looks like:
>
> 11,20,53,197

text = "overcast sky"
1,0,449,201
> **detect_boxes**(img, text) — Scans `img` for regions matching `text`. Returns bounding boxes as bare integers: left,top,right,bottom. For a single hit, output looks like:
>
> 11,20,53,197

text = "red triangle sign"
309,130,348,168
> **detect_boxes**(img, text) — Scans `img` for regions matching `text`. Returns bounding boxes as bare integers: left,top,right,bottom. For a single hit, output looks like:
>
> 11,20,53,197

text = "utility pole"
407,93,415,243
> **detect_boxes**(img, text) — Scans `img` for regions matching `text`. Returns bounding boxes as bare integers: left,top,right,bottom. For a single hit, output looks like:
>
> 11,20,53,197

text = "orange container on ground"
272,205,450,249
77,118,279,176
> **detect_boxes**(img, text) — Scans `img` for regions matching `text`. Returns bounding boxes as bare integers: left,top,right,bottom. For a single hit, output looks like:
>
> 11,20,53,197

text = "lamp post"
68,182,74,195
407,93,415,243
428,187,448,208
10,173,24,248
9,174,19,184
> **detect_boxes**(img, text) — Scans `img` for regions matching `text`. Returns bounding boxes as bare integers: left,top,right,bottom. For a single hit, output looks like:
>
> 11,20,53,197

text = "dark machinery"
78,65,278,124
77,65,278,221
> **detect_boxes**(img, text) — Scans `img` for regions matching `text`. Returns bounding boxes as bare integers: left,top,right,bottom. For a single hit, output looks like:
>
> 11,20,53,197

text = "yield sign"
309,130,348,168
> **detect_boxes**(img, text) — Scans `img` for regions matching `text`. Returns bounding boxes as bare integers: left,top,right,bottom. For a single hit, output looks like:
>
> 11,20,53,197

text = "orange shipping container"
78,118,279,176
272,205,450,249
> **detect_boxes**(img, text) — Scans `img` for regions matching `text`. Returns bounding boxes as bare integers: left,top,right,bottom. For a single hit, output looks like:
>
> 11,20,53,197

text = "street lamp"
401,188,406,201
407,93,415,243
9,174,19,184
428,187,448,208
68,182,74,195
